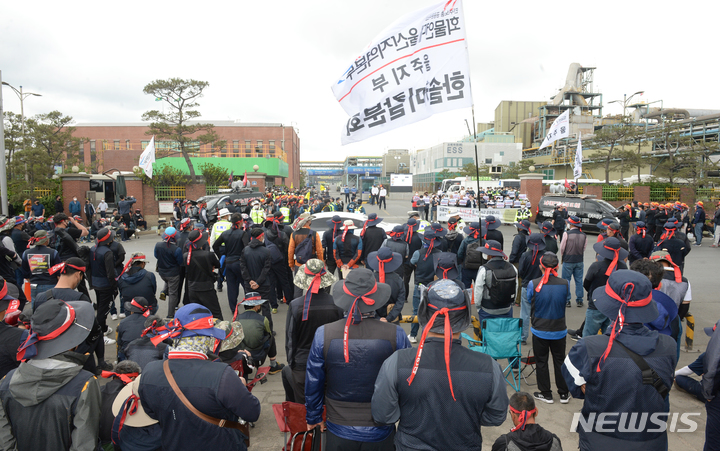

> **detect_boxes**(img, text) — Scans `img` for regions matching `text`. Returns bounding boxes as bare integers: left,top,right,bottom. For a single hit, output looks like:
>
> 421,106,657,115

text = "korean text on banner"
573,135,583,180
332,0,472,145
538,109,570,150
437,205,519,223
139,136,156,178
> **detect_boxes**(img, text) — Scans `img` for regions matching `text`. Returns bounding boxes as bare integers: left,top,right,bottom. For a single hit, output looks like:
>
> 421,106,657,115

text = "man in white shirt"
378,186,387,209
97,199,108,218
371,185,379,205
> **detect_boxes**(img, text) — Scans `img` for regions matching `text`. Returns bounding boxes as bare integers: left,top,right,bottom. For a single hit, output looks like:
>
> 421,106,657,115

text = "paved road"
103,196,713,450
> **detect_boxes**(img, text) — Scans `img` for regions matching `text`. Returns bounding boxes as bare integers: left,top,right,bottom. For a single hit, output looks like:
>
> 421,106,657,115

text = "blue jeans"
520,287,530,341
31,283,57,306
694,223,704,245
460,267,476,291
561,262,584,303
583,308,611,338
410,284,422,338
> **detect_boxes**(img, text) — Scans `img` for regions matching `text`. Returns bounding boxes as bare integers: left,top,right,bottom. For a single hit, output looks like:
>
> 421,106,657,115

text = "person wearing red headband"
560,215,586,308
562,270,676,450
474,239,517,323
360,213,386,266
21,230,61,305
117,297,154,362
628,221,654,264
117,253,157,318
333,220,363,277
372,278,507,451
458,222,486,289
518,233,547,344
491,392,561,451
691,201,706,246
306,269,409,449
184,230,223,320
650,250,694,352
98,360,142,449
618,203,635,240
367,248,406,323
655,219,690,274
527,253,571,404
154,227,183,317
283,259,342,404
239,228,276,327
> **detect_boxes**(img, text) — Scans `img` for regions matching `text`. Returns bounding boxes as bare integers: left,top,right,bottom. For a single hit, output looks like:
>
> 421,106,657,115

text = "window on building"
125,140,130,150
78,142,84,163
114,140,120,150
269,140,275,153
485,158,492,164
500,151,505,156
90,140,96,163
256,140,263,153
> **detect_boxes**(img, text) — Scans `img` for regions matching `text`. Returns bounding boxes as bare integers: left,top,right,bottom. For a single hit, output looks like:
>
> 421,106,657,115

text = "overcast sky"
2,0,718,161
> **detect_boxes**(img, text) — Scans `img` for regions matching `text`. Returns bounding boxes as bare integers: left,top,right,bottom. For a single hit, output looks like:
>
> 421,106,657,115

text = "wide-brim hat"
406,218,420,231
112,376,158,427
597,219,613,230
240,293,268,307
365,213,383,226
525,233,546,250
217,208,231,218
516,219,532,233
326,215,343,227
366,248,403,273
635,221,647,229
484,215,501,230
433,252,460,280
479,240,505,257
593,237,629,261
294,259,337,290
540,221,556,236
13,216,25,226
331,268,391,314
704,320,719,337
429,223,447,238
123,297,151,315
29,300,95,360
342,219,357,229
592,269,658,323
419,279,470,333
567,216,582,227
215,320,245,352
407,211,421,218
0,217,16,233
173,304,227,340
463,222,484,237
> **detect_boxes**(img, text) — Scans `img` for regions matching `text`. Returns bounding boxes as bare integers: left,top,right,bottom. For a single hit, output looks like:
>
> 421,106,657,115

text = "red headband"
130,299,151,317
342,224,350,241
636,225,646,238
301,267,327,321
377,256,393,284
98,231,112,242
597,283,653,372
360,220,369,238
407,303,467,401
509,406,537,432
112,393,140,444
146,316,214,346
341,283,377,363
649,254,682,283
101,371,139,384
115,255,146,281
603,244,621,276
186,234,204,266
484,242,507,259
535,261,558,292
49,262,86,275
468,226,480,239
423,237,435,261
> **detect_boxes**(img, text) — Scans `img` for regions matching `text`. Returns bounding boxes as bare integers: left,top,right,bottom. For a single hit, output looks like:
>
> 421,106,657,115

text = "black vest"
415,248,439,284
481,259,517,311
90,245,113,288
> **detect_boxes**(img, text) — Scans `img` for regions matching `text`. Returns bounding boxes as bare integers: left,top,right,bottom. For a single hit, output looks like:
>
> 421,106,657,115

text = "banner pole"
471,106,481,197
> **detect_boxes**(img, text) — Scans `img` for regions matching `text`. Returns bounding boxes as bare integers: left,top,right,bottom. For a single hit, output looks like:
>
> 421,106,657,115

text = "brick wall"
634,186,650,204
186,184,207,200
247,173,266,193
520,173,544,222
125,178,144,215
60,174,92,220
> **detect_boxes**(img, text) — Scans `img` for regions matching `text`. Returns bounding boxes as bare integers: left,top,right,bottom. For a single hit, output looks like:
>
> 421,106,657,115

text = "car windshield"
593,199,618,213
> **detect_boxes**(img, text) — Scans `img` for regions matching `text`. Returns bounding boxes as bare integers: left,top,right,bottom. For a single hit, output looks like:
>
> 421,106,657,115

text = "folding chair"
520,347,537,386
272,402,324,451
462,317,523,391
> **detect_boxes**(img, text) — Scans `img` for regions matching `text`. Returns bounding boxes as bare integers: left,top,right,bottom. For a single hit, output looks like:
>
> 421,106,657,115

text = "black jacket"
509,233,528,264
153,241,183,278
285,290,343,370
0,323,22,380
213,228,249,264
373,272,406,322
118,267,157,308
491,424,562,451
10,229,29,258
125,336,168,371
183,248,220,291
239,239,271,287
628,234,655,263
518,248,546,287
117,314,148,355
583,259,628,308
361,226,387,263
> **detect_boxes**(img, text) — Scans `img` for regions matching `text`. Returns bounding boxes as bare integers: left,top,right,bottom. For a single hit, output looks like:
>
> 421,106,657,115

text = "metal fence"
601,185,633,201
206,186,221,195
650,187,680,202
21,189,53,198
155,186,186,200
696,188,720,202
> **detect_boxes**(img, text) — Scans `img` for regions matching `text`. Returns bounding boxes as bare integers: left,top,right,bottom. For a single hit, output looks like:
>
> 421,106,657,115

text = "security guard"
279,202,292,224
250,201,266,225
408,211,430,234
515,201,532,223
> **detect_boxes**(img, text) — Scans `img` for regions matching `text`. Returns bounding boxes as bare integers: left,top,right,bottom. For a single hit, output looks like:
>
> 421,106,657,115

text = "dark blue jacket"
629,234,655,263
69,200,82,216
139,358,260,450
116,314,147,358
527,275,570,339
305,318,410,442
645,289,679,339
153,241,182,278
90,244,116,289
562,324,676,450
692,207,705,225
118,267,157,308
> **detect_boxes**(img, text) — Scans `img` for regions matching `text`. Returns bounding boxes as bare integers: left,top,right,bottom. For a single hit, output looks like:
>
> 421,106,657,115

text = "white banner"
139,136,156,178
390,173,413,186
333,0,472,145
538,109,570,150
573,135,583,180
437,205,520,223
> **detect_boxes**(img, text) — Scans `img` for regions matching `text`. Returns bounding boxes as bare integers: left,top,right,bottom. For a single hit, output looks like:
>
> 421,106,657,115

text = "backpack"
464,240,485,270
265,240,284,264
293,230,316,265
483,264,517,304
346,202,356,213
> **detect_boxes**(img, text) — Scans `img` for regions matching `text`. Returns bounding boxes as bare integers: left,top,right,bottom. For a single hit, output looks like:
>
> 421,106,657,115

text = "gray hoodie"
0,351,101,451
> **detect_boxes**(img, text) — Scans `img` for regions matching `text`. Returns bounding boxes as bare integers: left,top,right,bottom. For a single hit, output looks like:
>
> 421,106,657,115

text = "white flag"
139,136,156,178
538,109,570,150
574,135,583,180
332,0,473,145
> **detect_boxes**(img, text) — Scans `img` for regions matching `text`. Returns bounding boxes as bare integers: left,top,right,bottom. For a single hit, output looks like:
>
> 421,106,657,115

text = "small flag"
139,136,156,178
228,171,234,185
574,136,583,181
242,170,248,187
564,178,570,189
538,109,570,150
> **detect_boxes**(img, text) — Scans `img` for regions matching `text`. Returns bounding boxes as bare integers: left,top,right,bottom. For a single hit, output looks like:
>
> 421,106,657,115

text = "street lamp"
1,81,42,152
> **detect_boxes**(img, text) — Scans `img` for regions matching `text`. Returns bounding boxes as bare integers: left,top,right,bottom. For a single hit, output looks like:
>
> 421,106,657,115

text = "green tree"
25,111,85,169
142,78,225,183
2,112,24,180
198,162,230,187
299,169,308,188
587,117,638,183
437,169,457,181
501,159,535,179
652,120,720,187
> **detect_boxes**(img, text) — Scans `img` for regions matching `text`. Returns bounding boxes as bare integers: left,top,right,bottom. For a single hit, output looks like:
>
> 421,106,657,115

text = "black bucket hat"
433,252,460,280
484,215,501,230
516,219,532,233
363,213,383,227
366,247,403,274
17,300,95,361
593,237,629,268
567,215,582,227
463,222,485,239
326,215,343,228
478,240,506,258
429,223,447,238
124,296,152,317
525,233,546,250
540,221,556,237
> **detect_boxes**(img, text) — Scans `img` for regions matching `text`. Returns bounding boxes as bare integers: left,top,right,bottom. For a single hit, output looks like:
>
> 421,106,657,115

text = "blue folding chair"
462,317,523,391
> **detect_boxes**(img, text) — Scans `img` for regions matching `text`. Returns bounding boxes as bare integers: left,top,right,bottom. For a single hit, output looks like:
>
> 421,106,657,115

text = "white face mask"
73,198,77,201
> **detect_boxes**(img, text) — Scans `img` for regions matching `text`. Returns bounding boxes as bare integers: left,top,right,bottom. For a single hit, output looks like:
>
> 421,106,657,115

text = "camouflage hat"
293,258,337,290
215,320,245,353
0,217,16,233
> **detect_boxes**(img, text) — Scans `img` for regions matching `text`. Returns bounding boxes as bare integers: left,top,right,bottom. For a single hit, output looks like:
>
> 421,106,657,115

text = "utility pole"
0,71,8,215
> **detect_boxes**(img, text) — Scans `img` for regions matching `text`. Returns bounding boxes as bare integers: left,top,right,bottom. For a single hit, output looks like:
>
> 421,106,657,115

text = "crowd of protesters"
0,184,717,451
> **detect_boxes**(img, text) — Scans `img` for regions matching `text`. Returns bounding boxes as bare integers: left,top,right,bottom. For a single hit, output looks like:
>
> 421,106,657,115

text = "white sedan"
309,211,400,235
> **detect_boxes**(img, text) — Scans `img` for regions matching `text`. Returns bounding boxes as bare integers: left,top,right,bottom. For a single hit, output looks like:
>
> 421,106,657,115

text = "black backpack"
294,230,316,265
464,240,485,270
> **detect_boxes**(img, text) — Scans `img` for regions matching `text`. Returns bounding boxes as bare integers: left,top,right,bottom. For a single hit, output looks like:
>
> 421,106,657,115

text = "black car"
195,189,265,224
536,194,618,234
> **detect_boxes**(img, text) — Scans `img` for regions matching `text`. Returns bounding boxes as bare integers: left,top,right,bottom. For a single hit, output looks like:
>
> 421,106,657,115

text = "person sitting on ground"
99,360,142,450
133,209,147,231
234,293,285,375
117,253,158,316
21,230,61,304
474,240,517,322
492,392,563,451
124,316,169,371
117,297,154,362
